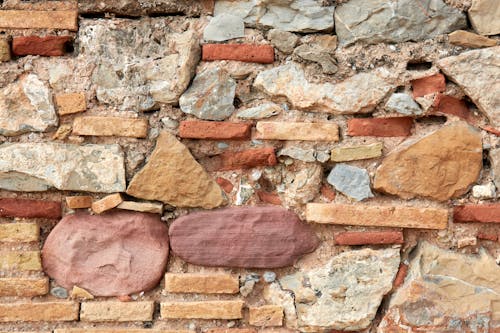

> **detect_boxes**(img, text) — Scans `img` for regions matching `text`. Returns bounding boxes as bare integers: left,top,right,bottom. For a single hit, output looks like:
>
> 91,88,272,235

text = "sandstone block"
91,193,123,214
164,273,239,294
207,147,277,171
80,301,154,322
203,44,274,64
331,142,383,162
73,116,148,138
161,301,244,319
249,305,283,326
334,231,404,246
448,30,497,48
347,117,413,137
55,93,87,116
468,0,500,35
306,204,448,229
12,36,72,57
65,196,93,209
0,38,10,62
411,73,446,98
0,223,39,242
0,302,78,322
117,201,163,214
0,251,41,271
0,10,78,30
179,121,252,140
453,204,500,223
0,277,49,296
255,122,339,141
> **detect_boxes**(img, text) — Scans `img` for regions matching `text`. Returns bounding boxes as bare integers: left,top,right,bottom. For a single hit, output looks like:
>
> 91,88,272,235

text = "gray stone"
179,67,236,120
385,92,423,115
280,248,400,331
490,148,500,189
327,164,373,201
78,18,200,111
263,271,276,283
254,63,394,114
335,0,467,45
203,13,245,42
236,103,282,119
214,0,334,33
50,287,68,299
267,29,299,54
294,44,337,74
278,147,316,163
0,142,125,193
437,46,500,127
0,74,57,136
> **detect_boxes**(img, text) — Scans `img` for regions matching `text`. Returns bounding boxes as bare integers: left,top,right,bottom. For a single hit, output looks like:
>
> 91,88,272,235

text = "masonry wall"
0,0,499,332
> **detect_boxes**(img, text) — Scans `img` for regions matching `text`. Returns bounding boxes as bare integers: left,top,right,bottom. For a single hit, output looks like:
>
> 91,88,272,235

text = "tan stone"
55,93,87,115
126,131,224,209
0,251,42,271
80,301,154,322
91,193,123,214
0,223,39,242
0,38,10,62
255,122,339,141
117,201,163,214
0,10,78,30
66,196,93,209
0,277,49,296
306,204,448,229
448,30,497,48
0,302,79,322
55,330,194,333
52,124,73,140
374,122,482,201
70,286,94,300
161,301,244,319
249,305,283,326
73,116,148,138
492,300,500,320
468,0,500,35
330,142,383,162
164,273,239,294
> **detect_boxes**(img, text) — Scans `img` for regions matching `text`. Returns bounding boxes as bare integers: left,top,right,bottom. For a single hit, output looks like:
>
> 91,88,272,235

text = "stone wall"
0,0,499,332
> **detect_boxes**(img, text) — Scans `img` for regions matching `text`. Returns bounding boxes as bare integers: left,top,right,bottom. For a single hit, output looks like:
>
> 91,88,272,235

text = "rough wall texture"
0,0,499,332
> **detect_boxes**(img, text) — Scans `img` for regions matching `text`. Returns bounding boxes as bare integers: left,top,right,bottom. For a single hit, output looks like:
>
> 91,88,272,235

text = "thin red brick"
334,231,404,246
411,73,446,98
209,147,277,171
320,184,336,201
256,190,282,205
347,117,413,137
179,121,252,140
216,177,234,193
434,94,470,120
393,263,408,288
0,198,61,219
481,125,500,136
477,231,498,241
454,204,500,223
202,44,275,64
12,36,72,56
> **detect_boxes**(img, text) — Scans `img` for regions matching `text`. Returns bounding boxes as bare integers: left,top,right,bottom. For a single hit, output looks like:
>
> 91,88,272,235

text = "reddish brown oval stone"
42,210,169,296
169,206,319,268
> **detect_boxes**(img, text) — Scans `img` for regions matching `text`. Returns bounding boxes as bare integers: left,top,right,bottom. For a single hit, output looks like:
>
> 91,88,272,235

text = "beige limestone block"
117,201,163,214
0,251,42,271
255,122,339,141
70,286,94,300
161,301,244,319
0,277,49,296
73,116,148,138
80,301,154,322
55,93,87,115
0,302,79,322
164,273,239,294
66,196,93,209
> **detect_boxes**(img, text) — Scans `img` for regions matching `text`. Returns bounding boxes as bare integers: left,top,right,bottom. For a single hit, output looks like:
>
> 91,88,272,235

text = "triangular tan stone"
374,121,482,201
126,131,224,209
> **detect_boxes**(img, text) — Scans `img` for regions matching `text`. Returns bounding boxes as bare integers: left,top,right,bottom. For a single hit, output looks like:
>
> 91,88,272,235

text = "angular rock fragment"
279,248,400,331
236,103,282,119
179,67,236,120
267,29,299,54
203,13,245,42
385,93,422,115
42,211,169,296
126,131,224,209
374,122,482,201
468,0,500,35
169,206,319,268
0,74,57,136
448,30,497,48
335,0,466,45
327,164,373,201
437,46,500,127
254,63,393,114
0,142,125,193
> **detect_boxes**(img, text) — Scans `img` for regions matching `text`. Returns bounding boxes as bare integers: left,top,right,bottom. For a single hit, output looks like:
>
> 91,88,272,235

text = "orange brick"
164,273,239,294
347,117,413,137
0,277,49,296
161,301,244,319
80,301,154,322
12,36,72,56
334,231,404,245
216,177,234,193
206,330,256,333
393,263,408,289
256,190,282,205
203,44,274,64
66,196,93,209
255,122,339,141
209,148,277,171
411,73,446,98
0,10,78,30
0,302,79,322
453,204,500,223
91,193,123,214
55,93,87,115
179,121,252,140
0,198,61,219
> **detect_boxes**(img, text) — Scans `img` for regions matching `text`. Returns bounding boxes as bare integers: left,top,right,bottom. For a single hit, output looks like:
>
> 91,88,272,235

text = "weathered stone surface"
448,30,497,48
0,198,61,219
236,103,282,119
255,122,339,141
80,301,154,322
491,148,500,188
279,248,400,331
327,164,373,201
127,131,224,209
374,122,482,201
0,142,125,193
91,193,123,214
468,0,500,35
78,0,211,16
278,147,316,163
0,38,10,62
0,277,48,297
179,121,251,140
203,14,245,41
0,10,78,30
293,37,338,74
284,163,322,207
55,93,86,115
380,242,500,332
161,301,244,319
0,223,39,243
335,0,466,45
117,201,163,214
0,251,42,271
179,67,236,120
0,74,57,136
42,211,169,296
437,47,500,127
164,273,239,294
454,204,500,223
306,203,448,229
334,231,404,246
330,142,383,162
254,63,393,114
249,305,283,326
385,93,422,115
347,117,413,137
73,116,148,138
267,29,299,54
0,302,79,322
203,44,275,64
12,36,72,57
79,18,200,111
169,206,319,268
214,0,334,33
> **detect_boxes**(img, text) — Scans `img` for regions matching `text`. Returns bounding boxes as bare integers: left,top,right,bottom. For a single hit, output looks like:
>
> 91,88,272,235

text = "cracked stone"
284,162,322,206
267,29,299,54
385,92,423,116
204,13,245,42
327,164,373,201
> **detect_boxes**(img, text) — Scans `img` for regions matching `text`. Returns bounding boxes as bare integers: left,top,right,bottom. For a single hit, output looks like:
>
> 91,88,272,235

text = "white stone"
278,147,316,163
236,103,282,119
472,182,496,199
203,13,245,41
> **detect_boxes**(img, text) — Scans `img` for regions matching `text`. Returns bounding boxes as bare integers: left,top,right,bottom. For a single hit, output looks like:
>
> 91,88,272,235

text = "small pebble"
263,271,276,283
217,142,229,149
50,286,68,299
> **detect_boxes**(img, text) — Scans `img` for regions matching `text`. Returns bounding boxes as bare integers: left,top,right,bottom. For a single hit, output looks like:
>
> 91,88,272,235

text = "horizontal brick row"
55,330,194,333
161,301,244,319
453,204,500,223
255,122,339,141
0,302,79,322
80,301,154,322
0,223,39,242
208,147,277,171
0,198,61,219
202,44,274,64
347,117,413,137
0,277,48,296
179,121,251,140
334,231,404,245
72,116,148,138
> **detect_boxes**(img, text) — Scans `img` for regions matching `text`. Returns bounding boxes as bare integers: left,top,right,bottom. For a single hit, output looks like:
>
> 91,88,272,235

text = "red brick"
203,44,275,64
477,231,498,241
320,184,336,201
347,117,413,137
12,36,72,57
257,190,282,205
454,204,500,223
393,263,408,288
480,125,500,136
411,73,446,98
434,94,470,120
209,147,277,171
0,198,61,219
179,121,252,140
216,177,234,193
334,231,404,246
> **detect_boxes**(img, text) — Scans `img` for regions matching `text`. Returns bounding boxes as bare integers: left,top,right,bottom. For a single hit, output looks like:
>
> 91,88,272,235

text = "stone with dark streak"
169,206,319,268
